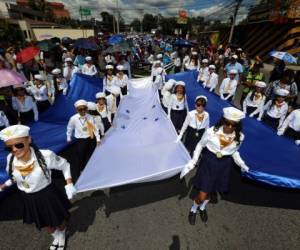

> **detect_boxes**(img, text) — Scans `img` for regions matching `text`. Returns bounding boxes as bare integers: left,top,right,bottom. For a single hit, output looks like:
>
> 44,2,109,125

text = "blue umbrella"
108,35,124,45
269,51,297,64
74,38,99,50
173,39,192,47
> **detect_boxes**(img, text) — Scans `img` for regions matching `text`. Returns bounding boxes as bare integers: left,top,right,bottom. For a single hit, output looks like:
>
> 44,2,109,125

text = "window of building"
23,30,28,39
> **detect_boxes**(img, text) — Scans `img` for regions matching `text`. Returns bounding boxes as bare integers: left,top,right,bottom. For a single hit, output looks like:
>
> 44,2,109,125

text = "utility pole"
116,0,120,34
228,0,242,44
139,9,144,33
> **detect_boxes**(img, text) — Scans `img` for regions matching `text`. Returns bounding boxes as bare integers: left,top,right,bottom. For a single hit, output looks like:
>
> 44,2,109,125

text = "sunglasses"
196,103,204,107
77,107,87,112
224,120,237,127
5,143,25,152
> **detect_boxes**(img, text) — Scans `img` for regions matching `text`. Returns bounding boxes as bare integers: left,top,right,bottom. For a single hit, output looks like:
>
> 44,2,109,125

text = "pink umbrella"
0,69,27,88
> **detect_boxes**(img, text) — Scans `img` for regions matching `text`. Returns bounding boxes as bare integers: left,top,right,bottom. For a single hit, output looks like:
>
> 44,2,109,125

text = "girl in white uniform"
197,59,209,83
81,56,98,76
106,86,121,121
177,95,210,155
219,69,238,102
0,125,76,250
180,107,249,225
203,65,219,92
51,68,68,95
114,65,129,96
242,81,266,118
161,79,176,113
87,102,105,138
95,92,112,132
168,81,189,133
261,89,289,129
103,65,116,96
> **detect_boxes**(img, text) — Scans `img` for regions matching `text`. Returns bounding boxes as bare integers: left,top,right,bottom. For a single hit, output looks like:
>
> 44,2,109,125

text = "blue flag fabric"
1,71,300,197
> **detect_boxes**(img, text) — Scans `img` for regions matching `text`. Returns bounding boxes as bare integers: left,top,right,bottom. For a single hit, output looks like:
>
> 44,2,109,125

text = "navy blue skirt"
184,126,205,155
171,109,187,131
285,127,300,140
263,114,279,130
246,106,257,116
194,149,233,193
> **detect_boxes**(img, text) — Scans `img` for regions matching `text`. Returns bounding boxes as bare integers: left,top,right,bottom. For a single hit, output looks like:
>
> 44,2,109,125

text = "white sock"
50,230,59,249
190,201,199,213
58,229,66,247
199,200,209,211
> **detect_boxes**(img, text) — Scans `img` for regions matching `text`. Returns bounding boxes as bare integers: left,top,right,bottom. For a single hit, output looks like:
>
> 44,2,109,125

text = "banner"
177,9,188,24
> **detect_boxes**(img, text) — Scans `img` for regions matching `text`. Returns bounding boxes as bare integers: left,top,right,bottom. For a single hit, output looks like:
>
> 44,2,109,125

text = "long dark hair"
250,90,265,102
214,117,243,145
8,142,50,180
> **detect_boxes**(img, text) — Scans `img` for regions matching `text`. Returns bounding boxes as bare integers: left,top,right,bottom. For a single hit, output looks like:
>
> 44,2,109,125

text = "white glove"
241,165,249,173
180,160,196,179
65,183,77,200
277,131,284,136
249,113,254,118
295,140,300,146
221,96,225,100
257,117,262,121
176,136,181,143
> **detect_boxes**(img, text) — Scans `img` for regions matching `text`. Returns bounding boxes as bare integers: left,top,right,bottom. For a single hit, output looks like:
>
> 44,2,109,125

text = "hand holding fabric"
180,160,195,179
65,183,77,200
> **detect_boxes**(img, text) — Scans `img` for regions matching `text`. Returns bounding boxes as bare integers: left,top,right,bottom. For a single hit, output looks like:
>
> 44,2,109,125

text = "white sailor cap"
223,107,245,122
237,48,243,51
13,84,25,89
208,65,216,69
195,95,208,103
85,56,92,61
275,89,289,97
51,68,61,75
65,57,73,62
202,59,209,63
192,51,198,55
156,54,163,59
74,99,87,108
255,81,266,88
175,81,185,87
110,86,121,96
95,92,106,99
34,74,45,81
116,65,124,71
0,125,30,142
63,47,67,51
232,55,238,59
229,69,238,75
165,79,176,90
87,102,97,111
106,64,114,70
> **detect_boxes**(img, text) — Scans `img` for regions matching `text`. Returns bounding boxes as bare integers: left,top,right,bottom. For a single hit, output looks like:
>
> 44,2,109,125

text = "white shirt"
103,75,116,94
97,104,112,123
264,100,288,126
204,72,218,91
105,55,115,64
243,91,266,118
219,78,238,99
185,62,198,71
63,66,79,81
191,126,247,169
161,87,173,108
12,96,38,121
121,61,132,79
114,73,129,88
174,58,181,67
0,111,9,127
56,77,68,95
197,67,209,82
67,113,100,142
168,94,189,116
91,115,105,136
278,109,300,133
27,85,49,102
178,110,210,140
6,148,71,193
106,94,120,114
183,55,190,67
82,63,97,76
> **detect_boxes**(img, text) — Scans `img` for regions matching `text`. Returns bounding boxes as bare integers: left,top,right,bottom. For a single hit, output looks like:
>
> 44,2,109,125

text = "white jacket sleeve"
243,92,251,113
46,150,72,180
178,113,191,140
66,117,75,141
278,111,293,134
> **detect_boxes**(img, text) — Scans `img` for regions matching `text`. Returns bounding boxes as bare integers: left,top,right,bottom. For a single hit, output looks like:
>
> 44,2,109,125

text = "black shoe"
188,211,197,225
210,192,218,204
199,209,208,223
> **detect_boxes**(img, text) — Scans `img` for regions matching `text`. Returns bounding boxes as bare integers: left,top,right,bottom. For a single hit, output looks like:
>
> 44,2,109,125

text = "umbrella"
16,47,40,63
0,69,27,88
50,37,61,44
62,37,74,44
108,35,124,45
105,41,131,54
270,51,297,64
74,38,99,50
37,39,56,52
173,39,192,47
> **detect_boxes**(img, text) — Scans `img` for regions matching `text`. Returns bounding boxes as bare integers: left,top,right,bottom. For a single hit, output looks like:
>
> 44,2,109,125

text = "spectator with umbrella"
17,46,40,81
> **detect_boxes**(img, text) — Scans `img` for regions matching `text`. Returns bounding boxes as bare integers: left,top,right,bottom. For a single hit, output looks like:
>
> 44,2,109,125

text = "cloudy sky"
47,0,257,23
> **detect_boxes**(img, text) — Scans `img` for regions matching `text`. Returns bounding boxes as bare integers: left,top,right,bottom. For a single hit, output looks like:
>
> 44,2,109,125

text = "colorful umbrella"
74,38,99,50
37,39,56,52
173,39,192,47
16,47,40,63
0,69,27,88
105,41,131,53
108,35,124,45
269,51,297,64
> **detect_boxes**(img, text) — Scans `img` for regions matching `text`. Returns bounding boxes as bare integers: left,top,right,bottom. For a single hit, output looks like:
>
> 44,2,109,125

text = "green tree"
130,19,141,32
142,14,157,32
100,11,115,32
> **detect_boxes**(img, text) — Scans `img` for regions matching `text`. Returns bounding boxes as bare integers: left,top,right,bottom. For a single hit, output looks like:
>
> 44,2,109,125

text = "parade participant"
119,55,132,79
243,81,266,118
177,96,210,155
261,89,289,129
66,100,100,174
203,65,219,92
180,107,248,224
104,53,116,65
82,56,98,76
173,53,182,73
183,52,191,71
106,86,121,121
151,60,163,80
0,125,76,250
103,64,116,96
277,106,300,146
219,69,238,102
87,102,105,138
51,68,68,95
0,110,9,129
114,65,129,95
152,67,166,98
73,49,86,69
224,55,243,81
197,59,209,83
168,81,189,133
63,58,79,83
27,74,50,113
12,85,38,124
95,92,112,132
161,79,176,113
185,52,198,71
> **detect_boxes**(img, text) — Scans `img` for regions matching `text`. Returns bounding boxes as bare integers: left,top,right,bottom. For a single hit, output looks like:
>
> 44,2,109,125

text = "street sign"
80,7,91,16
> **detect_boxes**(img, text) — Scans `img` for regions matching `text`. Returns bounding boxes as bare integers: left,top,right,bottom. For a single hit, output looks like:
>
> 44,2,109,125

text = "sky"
18,0,259,24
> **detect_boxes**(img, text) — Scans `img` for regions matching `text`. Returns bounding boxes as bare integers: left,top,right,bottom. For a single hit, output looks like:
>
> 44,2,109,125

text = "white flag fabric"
75,77,191,192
